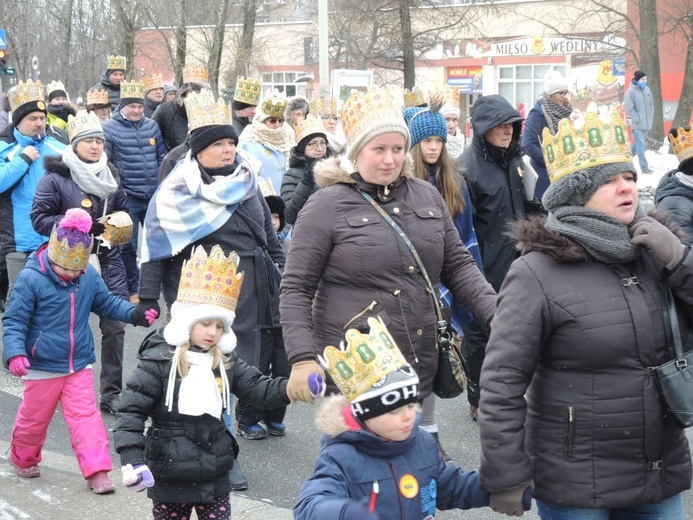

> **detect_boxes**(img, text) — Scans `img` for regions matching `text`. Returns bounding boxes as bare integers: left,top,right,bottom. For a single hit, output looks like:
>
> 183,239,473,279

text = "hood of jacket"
655,170,693,205
137,328,175,362
100,70,122,91
470,95,523,157
313,154,414,189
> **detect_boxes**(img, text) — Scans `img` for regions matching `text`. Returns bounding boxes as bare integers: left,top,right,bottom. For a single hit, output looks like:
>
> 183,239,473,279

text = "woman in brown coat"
279,86,496,411
478,111,693,518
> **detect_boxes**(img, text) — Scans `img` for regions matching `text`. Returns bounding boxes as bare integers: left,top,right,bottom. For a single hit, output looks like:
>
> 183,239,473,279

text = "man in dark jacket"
232,76,261,136
143,74,165,118
624,70,655,174
89,55,127,111
458,94,525,420
103,81,166,299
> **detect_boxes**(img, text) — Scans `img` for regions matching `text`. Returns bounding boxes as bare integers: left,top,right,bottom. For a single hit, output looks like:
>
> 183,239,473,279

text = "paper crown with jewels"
97,211,133,248
66,110,102,142
320,317,420,420
541,109,632,183
295,114,326,144
444,85,459,105
86,88,109,107
107,55,126,71
47,208,93,271
183,64,209,86
310,97,338,116
668,113,693,164
234,76,261,106
143,74,164,92
260,89,287,118
403,87,426,108
257,176,277,197
8,80,45,112
119,80,145,100
46,81,67,99
176,245,244,313
184,88,231,132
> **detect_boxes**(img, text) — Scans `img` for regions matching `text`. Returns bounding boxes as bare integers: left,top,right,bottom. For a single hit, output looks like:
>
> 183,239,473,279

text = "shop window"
498,64,566,109
261,71,307,98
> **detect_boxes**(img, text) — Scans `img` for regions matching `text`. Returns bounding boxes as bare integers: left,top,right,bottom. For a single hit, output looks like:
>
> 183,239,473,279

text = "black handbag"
357,188,467,399
655,277,693,428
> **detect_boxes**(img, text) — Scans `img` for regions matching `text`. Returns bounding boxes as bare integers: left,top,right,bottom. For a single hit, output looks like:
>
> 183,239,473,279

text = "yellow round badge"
265,149,271,156
37,101,46,111
399,474,419,499
81,198,93,208
150,138,156,146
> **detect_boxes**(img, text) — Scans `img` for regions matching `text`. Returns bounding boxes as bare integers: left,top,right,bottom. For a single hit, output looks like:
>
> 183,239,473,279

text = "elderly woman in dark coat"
31,110,130,416
478,111,693,518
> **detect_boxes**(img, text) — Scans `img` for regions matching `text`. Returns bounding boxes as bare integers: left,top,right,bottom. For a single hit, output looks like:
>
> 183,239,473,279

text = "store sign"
443,36,618,59
448,66,483,94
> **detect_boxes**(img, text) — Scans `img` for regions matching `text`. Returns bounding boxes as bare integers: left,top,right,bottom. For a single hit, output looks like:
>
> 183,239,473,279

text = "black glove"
91,219,106,237
630,216,686,270
133,299,160,327
490,481,534,517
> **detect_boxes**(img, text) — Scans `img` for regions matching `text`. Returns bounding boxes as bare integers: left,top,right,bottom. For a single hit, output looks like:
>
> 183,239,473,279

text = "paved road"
0,313,691,519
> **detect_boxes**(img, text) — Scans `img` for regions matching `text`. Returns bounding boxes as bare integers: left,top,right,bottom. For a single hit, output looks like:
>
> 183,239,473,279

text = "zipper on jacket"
343,300,378,330
30,336,40,358
68,292,76,373
564,404,575,461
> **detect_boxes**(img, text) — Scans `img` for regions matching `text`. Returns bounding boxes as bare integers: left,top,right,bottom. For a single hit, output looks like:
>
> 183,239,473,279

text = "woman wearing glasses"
310,97,347,155
238,90,294,194
281,115,332,226
522,70,574,200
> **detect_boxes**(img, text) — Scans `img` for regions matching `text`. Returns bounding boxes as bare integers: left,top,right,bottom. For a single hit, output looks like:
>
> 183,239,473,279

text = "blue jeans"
631,129,649,171
120,196,149,295
537,493,683,520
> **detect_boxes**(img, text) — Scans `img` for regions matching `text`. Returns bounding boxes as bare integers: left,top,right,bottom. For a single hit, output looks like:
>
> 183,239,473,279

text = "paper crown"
183,64,209,85
47,208,93,271
295,114,326,144
668,114,693,164
97,211,133,248
143,74,164,92
184,88,231,131
8,80,45,111
107,55,126,71
403,87,426,108
260,89,287,118
234,76,261,106
340,86,405,148
310,97,338,116
66,110,102,143
542,109,632,183
176,245,244,313
86,88,110,106
46,80,67,98
444,85,459,105
120,80,145,100
258,176,277,197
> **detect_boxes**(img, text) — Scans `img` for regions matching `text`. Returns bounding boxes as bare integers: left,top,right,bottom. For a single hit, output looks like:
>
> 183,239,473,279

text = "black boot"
229,459,248,491
430,432,452,463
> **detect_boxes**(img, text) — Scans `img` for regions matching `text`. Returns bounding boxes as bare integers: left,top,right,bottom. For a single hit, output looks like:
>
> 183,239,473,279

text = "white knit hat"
163,301,237,353
544,71,570,95
440,102,460,118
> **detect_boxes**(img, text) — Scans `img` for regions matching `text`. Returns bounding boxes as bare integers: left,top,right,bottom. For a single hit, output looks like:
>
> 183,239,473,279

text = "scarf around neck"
547,205,646,264
62,146,118,200
541,96,574,134
242,121,294,154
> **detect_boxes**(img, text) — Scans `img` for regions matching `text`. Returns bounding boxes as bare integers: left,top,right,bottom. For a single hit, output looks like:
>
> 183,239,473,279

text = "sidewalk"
0,441,293,519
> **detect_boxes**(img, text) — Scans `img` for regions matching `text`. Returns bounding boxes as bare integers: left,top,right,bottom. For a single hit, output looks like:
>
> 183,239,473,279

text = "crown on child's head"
183,64,209,86
234,76,261,106
184,89,232,131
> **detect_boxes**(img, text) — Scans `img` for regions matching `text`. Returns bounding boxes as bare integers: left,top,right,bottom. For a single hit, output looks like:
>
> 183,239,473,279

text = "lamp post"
318,0,329,98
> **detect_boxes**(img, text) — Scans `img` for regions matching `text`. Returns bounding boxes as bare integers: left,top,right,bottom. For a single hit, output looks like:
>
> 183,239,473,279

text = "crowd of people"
0,54,691,520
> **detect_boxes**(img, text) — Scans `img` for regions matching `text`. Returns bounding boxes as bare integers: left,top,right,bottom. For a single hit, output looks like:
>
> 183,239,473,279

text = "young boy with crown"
114,245,293,520
2,208,156,493
294,317,526,520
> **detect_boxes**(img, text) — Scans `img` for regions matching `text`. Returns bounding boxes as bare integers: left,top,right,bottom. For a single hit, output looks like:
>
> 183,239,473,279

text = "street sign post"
0,30,6,50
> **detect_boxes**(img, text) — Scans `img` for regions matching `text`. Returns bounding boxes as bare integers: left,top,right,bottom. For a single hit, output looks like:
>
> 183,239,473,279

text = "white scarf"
164,349,230,419
61,146,118,200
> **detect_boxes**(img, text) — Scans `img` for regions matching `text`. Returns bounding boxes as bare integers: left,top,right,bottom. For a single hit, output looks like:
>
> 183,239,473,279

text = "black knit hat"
265,195,286,232
48,89,68,102
634,70,647,82
189,125,238,156
232,99,254,111
12,100,47,126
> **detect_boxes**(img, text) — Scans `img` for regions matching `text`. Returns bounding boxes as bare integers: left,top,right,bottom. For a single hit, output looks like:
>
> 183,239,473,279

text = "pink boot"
87,471,116,494
10,458,40,478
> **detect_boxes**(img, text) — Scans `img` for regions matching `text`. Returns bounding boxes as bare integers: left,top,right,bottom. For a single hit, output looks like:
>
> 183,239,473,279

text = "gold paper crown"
403,87,426,108
119,80,145,100
310,97,338,116
184,89,231,131
444,85,459,105
261,89,287,118
177,245,244,312
183,64,209,85
8,80,45,112
321,317,408,402
542,109,632,183
340,86,404,147
234,76,261,106
294,114,326,144
46,80,67,98
258,176,276,197
143,74,164,92
98,211,133,247
66,110,103,143
107,55,126,71
668,113,693,164
86,88,109,106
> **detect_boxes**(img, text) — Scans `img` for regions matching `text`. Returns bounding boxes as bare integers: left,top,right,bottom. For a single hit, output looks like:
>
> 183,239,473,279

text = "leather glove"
490,481,534,517
121,464,155,492
8,355,30,377
630,216,686,270
90,219,106,237
287,360,325,404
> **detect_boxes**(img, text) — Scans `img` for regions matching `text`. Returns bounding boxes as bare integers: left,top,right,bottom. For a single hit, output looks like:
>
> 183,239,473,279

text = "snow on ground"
635,140,679,210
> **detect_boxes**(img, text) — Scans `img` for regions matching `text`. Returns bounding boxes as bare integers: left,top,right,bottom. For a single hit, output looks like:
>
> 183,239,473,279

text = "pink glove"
144,308,159,326
9,356,30,377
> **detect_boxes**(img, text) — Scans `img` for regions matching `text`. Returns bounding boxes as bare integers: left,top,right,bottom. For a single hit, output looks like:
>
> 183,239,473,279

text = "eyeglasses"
267,117,285,124
306,139,327,150
320,115,339,122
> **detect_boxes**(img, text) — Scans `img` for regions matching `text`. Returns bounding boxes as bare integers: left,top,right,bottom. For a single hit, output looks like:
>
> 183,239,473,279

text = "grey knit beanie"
542,161,637,211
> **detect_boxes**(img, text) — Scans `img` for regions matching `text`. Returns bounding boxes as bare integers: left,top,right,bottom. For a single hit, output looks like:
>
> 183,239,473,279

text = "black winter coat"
113,329,290,503
281,147,328,225
458,95,526,291
655,170,693,245
89,71,122,111
151,100,189,152
30,156,129,299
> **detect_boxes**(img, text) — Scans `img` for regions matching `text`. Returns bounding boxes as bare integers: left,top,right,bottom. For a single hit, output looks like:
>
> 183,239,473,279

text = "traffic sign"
0,30,6,50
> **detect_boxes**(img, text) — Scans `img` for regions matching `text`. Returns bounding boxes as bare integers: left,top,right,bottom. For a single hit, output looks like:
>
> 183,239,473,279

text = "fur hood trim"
315,394,353,437
511,209,686,263
313,154,414,189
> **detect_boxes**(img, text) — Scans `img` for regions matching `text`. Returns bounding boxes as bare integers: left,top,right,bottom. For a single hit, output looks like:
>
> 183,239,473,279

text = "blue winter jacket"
295,396,490,520
0,127,65,254
238,139,287,194
521,98,551,200
2,244,134,373
103,111,166,200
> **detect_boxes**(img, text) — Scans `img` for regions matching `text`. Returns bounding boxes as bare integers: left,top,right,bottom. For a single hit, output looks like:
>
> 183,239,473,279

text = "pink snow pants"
10,368,112,479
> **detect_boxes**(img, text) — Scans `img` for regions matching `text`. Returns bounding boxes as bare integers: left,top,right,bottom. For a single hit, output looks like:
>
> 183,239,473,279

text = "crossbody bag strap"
663,275,685,361
357,188,447,334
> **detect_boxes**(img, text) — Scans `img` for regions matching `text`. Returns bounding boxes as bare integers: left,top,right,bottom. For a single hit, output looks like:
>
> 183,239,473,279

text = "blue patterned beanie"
406,105,448,149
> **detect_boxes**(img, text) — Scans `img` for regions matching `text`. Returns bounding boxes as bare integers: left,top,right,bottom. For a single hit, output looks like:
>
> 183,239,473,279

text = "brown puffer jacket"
479,215,693,508
279,156,497,397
